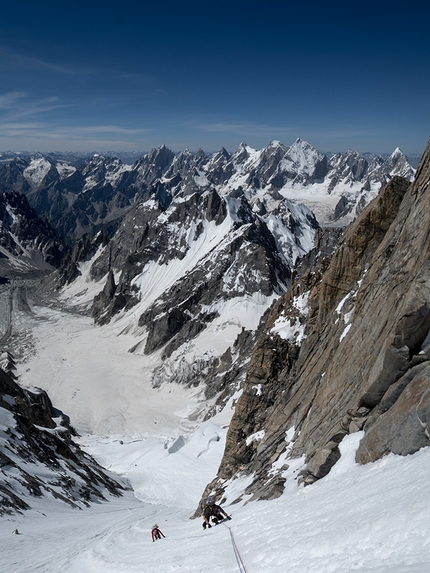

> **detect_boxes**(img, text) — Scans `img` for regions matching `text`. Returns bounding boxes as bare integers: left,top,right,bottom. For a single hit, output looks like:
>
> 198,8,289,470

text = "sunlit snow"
23,158,52,186
270,292,309,343
5,302,430,573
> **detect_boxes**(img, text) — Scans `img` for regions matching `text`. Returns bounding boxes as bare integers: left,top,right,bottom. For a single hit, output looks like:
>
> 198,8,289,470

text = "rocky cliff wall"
201,140,430,505
0,367,127,515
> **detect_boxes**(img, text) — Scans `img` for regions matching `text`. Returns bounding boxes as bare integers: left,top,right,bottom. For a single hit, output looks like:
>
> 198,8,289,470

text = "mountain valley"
0,137,429,566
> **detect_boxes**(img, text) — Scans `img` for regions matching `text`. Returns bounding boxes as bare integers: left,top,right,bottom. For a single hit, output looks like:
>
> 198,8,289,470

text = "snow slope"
7,300,430,572
15,305,206,436
2,422,429,573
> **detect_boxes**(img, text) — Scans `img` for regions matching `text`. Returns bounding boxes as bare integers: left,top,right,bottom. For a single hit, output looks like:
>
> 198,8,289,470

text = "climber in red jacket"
151,524,165,541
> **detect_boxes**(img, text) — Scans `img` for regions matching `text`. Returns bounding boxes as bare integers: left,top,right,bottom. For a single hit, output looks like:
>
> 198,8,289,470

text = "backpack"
203,495,216,509
203,500,222,520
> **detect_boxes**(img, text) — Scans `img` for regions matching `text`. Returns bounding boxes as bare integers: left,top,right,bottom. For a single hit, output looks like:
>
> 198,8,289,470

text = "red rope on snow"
225,525,249,573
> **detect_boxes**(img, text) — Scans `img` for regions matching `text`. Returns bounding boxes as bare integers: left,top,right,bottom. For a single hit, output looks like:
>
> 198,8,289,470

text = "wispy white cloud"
0,88,152,150
0,92,28,109
0,45,160,87
71,125,150,136
0,47,77,75
0,122,45,134
0,121,151,141
0,91,71,123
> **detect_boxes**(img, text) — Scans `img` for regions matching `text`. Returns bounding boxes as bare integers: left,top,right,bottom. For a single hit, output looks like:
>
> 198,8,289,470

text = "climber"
202,497,231,529
151,524,165,541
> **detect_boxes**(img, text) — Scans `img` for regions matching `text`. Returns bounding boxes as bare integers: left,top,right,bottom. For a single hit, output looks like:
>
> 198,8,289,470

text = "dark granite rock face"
200,141,430,504
0,191,67,277
89,188,303,339
54,231,109,289
356,362,430,462
0,367,128,516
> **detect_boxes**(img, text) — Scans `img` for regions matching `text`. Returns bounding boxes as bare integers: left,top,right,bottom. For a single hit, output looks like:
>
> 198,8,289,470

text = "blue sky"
0,0,428,155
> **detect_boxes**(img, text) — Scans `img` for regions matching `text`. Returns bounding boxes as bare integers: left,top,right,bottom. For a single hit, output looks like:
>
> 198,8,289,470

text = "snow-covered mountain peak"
195,148,208,162
267,139,284,148
55,161,77,179
327,150,369,185
164,148,195,175
80,154,131,192
0,140,417,245
23,157,54,187
258,140,289,162
206,147,230,169
268,138,328,188
231,142,256,163
366,147,415,183
285,138,325,169
135,145,175,180
216,146,230,158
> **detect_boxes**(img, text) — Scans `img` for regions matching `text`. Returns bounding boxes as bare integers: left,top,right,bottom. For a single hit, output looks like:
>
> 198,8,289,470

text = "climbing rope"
225,524,249,573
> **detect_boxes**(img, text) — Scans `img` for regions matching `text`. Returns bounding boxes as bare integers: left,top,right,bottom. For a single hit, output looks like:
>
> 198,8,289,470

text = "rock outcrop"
0,191,67,279
0,367,128,515
201,139,430,504
85,187,317,408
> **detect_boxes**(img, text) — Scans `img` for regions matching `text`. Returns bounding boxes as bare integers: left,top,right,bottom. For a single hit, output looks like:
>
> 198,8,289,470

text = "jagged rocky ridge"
0,138,420,514
200,140,430,504
0,357,127,515
69,186,318,409
0,140,415,244
42,141,414,416
0,191,67,281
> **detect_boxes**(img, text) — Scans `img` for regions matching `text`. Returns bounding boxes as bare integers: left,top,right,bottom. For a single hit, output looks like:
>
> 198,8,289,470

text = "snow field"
8,288,430,573
2,427,430,573
16,305,202,436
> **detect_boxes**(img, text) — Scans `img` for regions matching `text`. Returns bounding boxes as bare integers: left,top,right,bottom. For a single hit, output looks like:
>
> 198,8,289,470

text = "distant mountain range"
0,148,422,167
0,139,416,244
0,136,428,515
0,138,418,408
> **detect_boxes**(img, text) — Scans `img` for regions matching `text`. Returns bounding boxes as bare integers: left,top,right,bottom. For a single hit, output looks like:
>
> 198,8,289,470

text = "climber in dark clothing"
202,503,231,529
